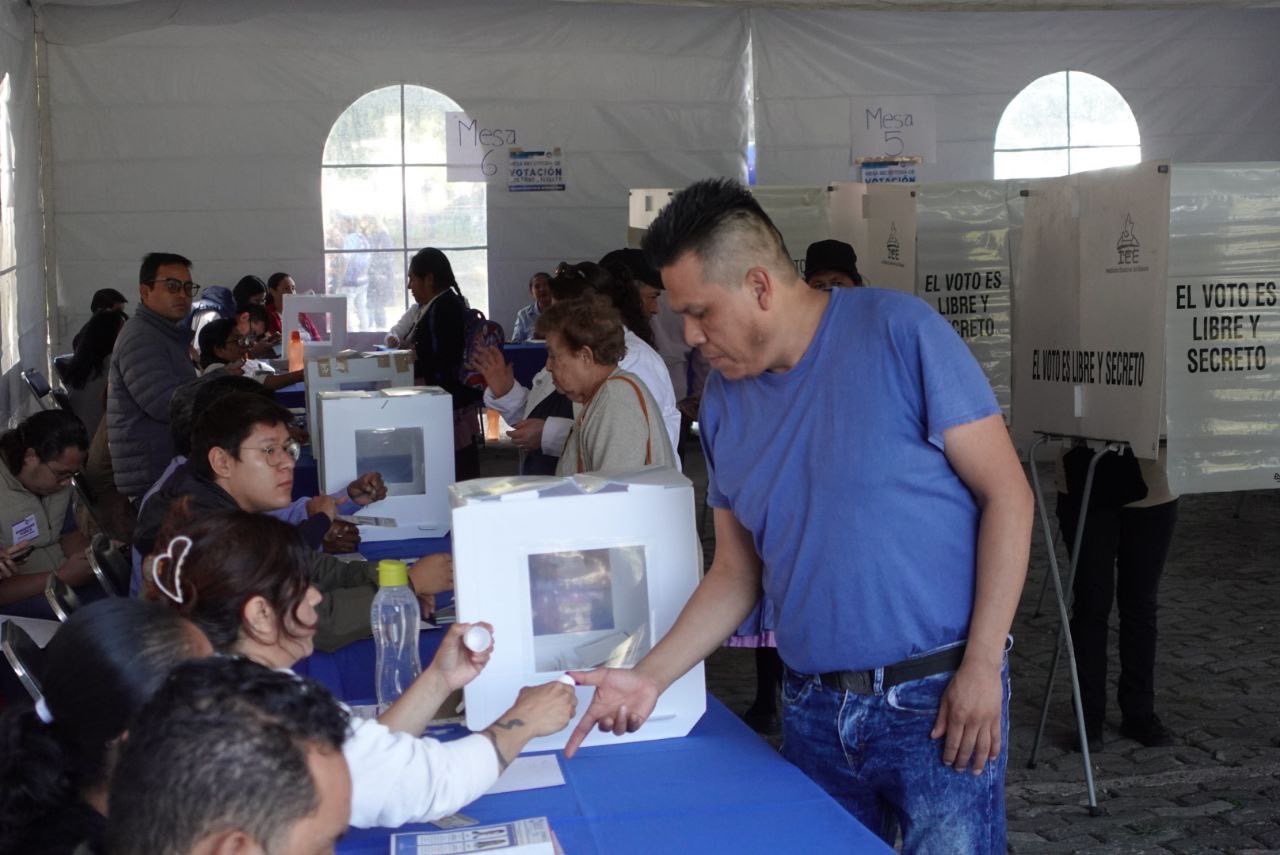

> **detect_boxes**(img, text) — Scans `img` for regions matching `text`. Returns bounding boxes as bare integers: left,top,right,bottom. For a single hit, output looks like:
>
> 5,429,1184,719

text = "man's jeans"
781,648,1010,854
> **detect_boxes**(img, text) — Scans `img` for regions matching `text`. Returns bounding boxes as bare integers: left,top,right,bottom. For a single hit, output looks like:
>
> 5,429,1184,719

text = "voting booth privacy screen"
317,387,455,540
452,468,704,754
282,294,348,358
1013,161,1171,458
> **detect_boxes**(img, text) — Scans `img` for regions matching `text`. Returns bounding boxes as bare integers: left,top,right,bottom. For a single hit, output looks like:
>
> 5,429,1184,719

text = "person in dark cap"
72,288,129,349
804,239,863,289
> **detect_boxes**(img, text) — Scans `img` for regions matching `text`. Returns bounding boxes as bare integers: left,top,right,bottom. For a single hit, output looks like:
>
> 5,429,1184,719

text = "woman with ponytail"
0,598,210,853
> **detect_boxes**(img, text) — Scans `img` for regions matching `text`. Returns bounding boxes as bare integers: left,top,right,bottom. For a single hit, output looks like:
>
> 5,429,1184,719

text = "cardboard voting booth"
281,294,348,358
316,387,455,541
304,351,414,486
452,468,705,753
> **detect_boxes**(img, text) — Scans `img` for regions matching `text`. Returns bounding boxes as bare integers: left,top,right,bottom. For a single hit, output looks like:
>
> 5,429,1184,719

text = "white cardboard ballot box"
304,351,414,486
316,387,455,541
281,294,348,358
452,467,705,753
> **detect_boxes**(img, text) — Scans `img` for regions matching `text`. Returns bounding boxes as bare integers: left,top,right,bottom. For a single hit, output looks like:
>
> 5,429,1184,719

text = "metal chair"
88,533,131,597
1,620,47,703
20,368,53,408
44,573,82,623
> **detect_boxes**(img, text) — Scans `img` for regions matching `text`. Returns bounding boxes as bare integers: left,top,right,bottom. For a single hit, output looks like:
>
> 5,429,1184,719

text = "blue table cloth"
337,697,890,854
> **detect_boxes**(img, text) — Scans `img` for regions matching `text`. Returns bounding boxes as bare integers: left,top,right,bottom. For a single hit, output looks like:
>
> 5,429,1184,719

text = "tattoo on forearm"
480,729,511,772
490,718,525,731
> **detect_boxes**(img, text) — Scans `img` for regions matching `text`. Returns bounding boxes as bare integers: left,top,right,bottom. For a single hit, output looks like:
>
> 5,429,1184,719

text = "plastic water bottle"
371,559,422,713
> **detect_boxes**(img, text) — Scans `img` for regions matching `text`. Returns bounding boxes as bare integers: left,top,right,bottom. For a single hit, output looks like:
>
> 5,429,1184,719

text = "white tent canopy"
2,0,1279,420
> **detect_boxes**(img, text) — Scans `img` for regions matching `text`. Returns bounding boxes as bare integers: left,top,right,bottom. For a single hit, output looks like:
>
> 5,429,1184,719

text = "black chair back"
20,368,52,406
52,353,73,385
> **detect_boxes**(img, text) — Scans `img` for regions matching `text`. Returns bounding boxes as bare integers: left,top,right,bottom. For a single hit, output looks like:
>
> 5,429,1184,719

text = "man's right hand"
471,345,515,398
563,667,660,757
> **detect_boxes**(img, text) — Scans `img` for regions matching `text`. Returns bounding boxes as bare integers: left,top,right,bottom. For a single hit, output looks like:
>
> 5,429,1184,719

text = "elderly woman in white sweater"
475,262,680,472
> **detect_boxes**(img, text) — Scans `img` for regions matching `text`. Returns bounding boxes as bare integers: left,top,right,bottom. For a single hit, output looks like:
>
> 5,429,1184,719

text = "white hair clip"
152,535,194,605
35,696,54,725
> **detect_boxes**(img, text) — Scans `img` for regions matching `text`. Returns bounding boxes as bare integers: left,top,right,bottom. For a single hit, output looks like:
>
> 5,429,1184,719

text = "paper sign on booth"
1165,163,1280,494
446,112,517,182
916,182,1013,419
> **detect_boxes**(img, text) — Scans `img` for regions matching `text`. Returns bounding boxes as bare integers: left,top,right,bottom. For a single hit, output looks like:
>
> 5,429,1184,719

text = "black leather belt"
816,644,966,695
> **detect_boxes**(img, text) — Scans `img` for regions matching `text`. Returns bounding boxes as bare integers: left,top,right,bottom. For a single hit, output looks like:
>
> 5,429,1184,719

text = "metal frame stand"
1025,433,1115,817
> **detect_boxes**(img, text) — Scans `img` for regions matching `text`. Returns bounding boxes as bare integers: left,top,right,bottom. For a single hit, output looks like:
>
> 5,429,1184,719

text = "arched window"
322,85,487,333
994,71,1141,180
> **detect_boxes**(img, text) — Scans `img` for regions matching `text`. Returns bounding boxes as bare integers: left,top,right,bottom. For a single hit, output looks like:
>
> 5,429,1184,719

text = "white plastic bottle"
371,559,422,713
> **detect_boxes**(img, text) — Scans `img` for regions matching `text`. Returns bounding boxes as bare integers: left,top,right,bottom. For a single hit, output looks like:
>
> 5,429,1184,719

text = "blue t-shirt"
702,287,1000,673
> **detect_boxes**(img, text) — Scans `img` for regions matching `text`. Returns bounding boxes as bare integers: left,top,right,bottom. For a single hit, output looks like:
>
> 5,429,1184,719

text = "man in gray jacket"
108,252,198,499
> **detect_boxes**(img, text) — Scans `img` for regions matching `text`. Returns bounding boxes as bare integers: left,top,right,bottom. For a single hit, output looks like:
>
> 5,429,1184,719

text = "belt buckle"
838,670,873,694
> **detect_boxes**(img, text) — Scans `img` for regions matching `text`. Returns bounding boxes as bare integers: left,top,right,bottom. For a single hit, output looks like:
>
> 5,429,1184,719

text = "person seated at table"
197,316,302,391
106,657,350,855
0,598,212,854
236,301,282,359
265,270,322,341
130,375,378,594
148,510,578,829
537,294,677,475
473,268,591,475
0,410,94,612
134,392,450,650
510,271,552,343
61,308,128,438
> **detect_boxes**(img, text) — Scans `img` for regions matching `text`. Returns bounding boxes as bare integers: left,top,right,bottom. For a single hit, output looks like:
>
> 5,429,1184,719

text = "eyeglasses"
42,461,81,485
146,278,201,296
238,438,301,466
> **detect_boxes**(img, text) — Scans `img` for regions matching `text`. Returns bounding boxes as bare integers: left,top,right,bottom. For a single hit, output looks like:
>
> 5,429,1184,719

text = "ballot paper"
390,817,558,854
483,754,565,796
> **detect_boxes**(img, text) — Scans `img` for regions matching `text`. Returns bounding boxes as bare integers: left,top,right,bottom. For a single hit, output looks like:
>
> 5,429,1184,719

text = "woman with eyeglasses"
0,409,95,611
196,317,303,391
147,509,576,829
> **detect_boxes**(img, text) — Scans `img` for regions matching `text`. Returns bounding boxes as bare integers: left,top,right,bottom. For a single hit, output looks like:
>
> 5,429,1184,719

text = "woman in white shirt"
147,510,577,829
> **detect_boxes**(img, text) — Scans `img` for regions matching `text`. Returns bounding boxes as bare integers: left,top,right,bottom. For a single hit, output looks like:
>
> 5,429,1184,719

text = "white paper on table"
483,754,565,795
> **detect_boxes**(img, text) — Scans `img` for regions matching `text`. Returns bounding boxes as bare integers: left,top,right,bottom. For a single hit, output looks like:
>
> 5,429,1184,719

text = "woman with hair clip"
406,247,485,479
0,598,211,854
0,410,95,612
147,509,577,829
473,262,681,471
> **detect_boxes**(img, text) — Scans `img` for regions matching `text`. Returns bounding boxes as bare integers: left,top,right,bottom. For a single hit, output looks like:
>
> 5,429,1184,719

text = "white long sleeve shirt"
344,715,501,829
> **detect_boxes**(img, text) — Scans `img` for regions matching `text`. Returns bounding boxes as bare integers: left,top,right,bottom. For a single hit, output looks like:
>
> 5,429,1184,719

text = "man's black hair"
139,252,193,285
189,392,295,477
641,178,789,277
239,303,270,325
106,657,348,855
168,375,272,456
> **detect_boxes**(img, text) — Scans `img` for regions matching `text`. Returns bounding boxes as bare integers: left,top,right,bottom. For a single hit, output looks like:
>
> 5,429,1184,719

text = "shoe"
1073,724,1103,754
742,705,779,734
1121,714,1175,747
